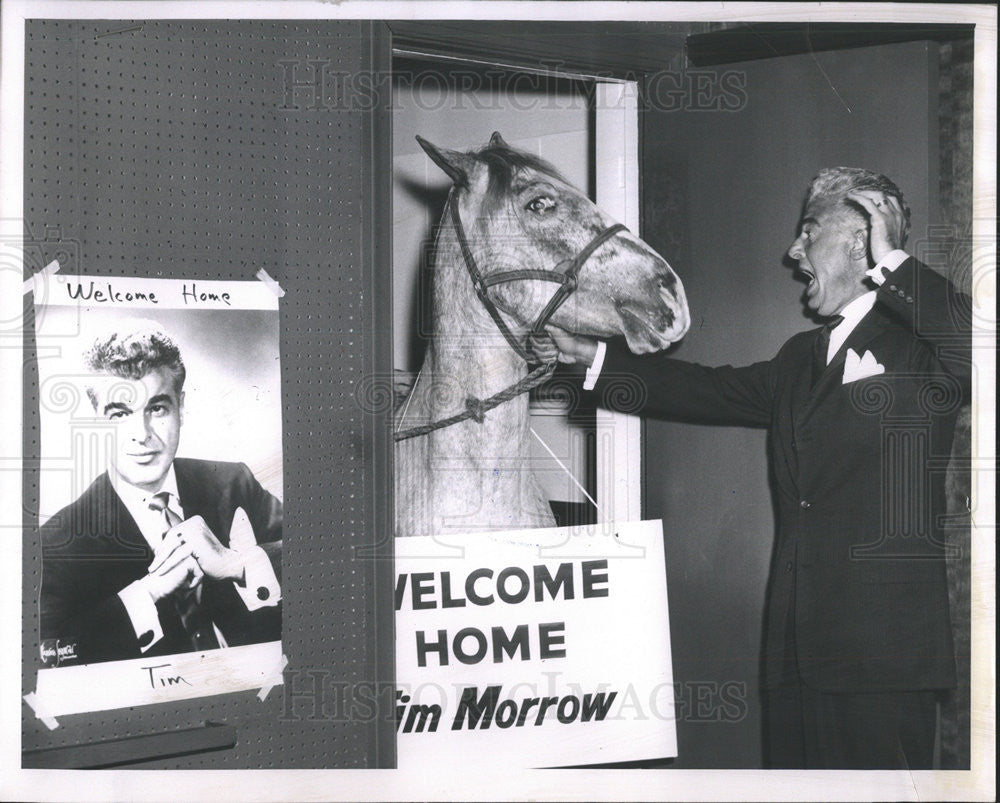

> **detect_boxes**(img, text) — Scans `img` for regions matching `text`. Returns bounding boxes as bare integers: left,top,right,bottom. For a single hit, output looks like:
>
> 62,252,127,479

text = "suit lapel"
175,459,230,546
97,472,153,559
802,305,893,413
829,307,892,379
173,459,243,641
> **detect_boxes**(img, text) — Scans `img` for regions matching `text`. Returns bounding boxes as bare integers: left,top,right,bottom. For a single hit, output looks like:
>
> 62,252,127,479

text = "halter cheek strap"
523,221,628,343
448,188,627,365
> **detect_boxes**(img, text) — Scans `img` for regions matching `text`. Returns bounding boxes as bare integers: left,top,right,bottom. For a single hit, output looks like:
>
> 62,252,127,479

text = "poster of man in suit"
31,278,283,712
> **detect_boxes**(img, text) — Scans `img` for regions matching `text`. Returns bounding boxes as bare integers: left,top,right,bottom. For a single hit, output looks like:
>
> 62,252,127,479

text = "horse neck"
419,222,531,444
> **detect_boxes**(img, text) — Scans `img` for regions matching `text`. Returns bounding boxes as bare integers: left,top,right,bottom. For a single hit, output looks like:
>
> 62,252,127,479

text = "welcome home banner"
395,520,677,768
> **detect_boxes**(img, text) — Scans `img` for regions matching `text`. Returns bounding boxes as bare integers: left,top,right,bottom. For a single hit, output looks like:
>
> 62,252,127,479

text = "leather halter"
393,189,627,442
448,188,628,365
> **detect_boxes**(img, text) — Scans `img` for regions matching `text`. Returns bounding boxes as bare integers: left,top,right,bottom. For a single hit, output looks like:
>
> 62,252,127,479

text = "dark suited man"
40,321,282,665
541,168,971,769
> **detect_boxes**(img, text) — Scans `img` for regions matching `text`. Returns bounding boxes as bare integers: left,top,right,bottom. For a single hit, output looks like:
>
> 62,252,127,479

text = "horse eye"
525,196,556,214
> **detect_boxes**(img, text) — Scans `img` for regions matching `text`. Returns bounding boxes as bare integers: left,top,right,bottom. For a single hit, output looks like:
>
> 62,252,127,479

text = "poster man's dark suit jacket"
40,458,282,665
589,259,970,693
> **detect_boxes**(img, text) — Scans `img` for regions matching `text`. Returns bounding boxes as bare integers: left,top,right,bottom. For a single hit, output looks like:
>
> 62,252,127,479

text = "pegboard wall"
22,20,395,768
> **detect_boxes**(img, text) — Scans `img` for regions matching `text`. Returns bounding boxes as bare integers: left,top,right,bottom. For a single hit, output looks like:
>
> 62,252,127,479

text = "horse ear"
489,131,508,148
416,135,472,187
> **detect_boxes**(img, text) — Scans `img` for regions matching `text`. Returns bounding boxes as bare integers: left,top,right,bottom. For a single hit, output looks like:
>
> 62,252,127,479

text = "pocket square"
229,506,258,552
842,348,885,384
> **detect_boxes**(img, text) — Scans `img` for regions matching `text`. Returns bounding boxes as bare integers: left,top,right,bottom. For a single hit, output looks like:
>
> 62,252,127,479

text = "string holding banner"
529,426,604,517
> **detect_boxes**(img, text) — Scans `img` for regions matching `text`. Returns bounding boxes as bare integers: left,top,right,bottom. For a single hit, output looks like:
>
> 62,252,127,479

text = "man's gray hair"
805,167,911,247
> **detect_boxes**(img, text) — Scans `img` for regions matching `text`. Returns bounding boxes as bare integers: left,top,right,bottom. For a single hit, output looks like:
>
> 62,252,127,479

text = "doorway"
391,55,642,527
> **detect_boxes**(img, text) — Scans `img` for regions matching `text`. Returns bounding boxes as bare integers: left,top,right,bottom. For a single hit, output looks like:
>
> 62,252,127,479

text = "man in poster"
39,320,282,665
544,169,971,769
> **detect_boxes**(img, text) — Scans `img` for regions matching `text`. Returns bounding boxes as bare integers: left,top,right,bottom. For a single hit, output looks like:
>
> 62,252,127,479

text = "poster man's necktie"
148,491,220,651
811,314,844,386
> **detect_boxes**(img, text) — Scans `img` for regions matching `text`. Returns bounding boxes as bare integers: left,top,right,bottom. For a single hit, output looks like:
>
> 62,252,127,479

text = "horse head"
417,131,689,354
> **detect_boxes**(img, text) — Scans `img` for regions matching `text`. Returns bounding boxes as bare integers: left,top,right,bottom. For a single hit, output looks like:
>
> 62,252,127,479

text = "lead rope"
394,361,555,442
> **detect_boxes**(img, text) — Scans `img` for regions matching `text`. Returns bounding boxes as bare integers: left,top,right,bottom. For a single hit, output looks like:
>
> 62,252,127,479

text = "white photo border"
1,2,994,801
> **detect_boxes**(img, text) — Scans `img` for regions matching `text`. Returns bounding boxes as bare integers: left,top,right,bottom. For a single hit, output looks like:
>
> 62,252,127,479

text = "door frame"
374,22,676,767
382,48,646,528
594,81,643,523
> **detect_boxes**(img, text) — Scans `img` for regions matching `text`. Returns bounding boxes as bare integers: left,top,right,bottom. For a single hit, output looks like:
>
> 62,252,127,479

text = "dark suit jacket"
587,259,970,693
40,458,282,665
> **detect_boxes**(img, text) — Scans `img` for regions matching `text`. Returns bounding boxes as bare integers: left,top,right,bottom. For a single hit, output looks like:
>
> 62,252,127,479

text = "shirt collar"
833,290,878,331
111,463,180,510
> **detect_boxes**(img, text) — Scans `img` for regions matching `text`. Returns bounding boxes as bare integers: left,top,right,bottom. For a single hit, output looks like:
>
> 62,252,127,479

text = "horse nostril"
648,311,670,332
658,272,677,293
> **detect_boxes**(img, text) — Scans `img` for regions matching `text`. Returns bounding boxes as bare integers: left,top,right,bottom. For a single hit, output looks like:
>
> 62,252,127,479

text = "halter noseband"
448,188,628,365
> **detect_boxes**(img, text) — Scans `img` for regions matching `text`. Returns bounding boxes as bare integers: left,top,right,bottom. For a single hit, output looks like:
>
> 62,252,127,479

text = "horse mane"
471,144,568,214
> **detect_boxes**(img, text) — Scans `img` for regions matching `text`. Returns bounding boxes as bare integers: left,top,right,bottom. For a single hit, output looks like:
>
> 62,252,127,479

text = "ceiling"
387,20,975,77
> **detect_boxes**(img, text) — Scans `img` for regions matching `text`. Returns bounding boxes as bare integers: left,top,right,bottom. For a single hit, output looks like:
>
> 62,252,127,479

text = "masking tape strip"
257,653,289,701
255,268,285,298
23,691,60,730
22,259,61,296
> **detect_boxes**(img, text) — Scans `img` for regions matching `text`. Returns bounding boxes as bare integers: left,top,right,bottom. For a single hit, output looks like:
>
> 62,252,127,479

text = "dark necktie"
811,314,844,386
148,491,220,651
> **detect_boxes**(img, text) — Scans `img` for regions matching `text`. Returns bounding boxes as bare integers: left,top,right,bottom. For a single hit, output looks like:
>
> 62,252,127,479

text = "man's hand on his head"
170,515,247,584
848,190,906,265
544,326,600,366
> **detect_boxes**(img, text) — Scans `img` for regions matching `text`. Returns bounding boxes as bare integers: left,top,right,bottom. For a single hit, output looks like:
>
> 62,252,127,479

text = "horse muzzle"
616,275,690,353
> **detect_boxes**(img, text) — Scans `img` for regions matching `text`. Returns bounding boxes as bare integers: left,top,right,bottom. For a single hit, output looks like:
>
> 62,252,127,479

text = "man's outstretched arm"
542,329,778,428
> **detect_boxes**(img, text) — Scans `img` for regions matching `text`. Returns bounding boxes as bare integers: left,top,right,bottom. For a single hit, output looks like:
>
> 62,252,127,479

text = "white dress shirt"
826,291,876,365
864,248,909,286
827,249,909,363
583,250,910,384
114,465,280,652
583,340,608,391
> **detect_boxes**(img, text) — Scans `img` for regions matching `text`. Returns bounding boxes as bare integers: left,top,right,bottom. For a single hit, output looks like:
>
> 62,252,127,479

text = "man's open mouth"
127,451,159,464
797,267,819,295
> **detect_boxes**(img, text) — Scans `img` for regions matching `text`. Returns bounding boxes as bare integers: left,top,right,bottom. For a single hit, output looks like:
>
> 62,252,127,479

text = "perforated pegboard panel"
22,20,394,768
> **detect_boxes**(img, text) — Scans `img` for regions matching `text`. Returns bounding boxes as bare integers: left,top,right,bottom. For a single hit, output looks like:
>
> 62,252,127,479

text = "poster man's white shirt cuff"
118,580,164,652
865,249,909,285
118,544,279,652
235,545,282,610
582,340,607,390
